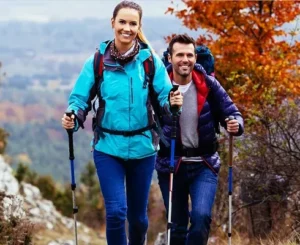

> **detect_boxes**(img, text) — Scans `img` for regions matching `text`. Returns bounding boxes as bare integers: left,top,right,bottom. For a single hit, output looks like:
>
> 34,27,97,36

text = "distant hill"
0,17,200,76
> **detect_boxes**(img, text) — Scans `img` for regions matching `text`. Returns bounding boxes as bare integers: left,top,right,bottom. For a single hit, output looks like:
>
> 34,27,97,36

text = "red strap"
93,50,104,78
143,59,150,75
98,54,104,76
143,56,154,77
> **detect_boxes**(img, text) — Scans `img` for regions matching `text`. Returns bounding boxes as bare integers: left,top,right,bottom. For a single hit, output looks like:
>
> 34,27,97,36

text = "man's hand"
225,117,239,134
170,90,183,108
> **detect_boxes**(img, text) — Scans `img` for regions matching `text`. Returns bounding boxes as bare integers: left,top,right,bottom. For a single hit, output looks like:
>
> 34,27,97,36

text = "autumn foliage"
167,0,300,117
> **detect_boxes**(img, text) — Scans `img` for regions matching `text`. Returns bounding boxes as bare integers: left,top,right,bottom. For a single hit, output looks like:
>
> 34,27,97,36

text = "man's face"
168,42,196,77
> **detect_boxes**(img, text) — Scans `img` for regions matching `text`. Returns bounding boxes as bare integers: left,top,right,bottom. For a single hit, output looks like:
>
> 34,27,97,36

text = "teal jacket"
67,40,172,159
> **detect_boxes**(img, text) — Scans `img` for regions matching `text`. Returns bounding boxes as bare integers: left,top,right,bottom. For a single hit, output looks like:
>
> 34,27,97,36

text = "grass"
32,221,106,245
208,228,300,245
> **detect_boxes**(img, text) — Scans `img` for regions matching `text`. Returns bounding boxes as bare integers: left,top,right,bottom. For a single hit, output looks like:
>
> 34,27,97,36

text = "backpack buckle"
143,75,150,88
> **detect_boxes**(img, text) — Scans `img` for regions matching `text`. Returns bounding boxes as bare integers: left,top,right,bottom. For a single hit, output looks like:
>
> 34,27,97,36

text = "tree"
80,161,99,203
15,163,38,185
236,100,300,238
53,185,73,217
15,163,30,183
167,0,300,117
78,161,105,229
0,128,9,154
35,175,57,200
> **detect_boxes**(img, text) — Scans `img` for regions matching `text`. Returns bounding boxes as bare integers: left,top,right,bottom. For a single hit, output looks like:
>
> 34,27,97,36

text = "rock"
154,231,167,245
0,154,101,244
48,240,74,245
0,155,19,195
2,194,26,219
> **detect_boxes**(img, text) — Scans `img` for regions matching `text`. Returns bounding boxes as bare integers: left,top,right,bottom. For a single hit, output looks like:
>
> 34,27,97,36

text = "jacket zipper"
130,77,133,104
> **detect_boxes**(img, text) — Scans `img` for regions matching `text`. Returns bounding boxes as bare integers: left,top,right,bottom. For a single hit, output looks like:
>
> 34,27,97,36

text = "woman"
61,1,182,244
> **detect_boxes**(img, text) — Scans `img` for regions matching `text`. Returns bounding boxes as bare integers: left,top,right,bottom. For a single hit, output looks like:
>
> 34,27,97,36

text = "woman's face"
111,7,140,50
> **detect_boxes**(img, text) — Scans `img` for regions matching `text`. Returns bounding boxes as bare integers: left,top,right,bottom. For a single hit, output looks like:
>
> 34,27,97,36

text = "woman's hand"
61,113,75,130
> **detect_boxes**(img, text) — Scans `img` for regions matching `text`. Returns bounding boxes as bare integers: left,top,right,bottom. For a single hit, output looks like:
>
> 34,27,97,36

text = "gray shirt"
173,81,202,162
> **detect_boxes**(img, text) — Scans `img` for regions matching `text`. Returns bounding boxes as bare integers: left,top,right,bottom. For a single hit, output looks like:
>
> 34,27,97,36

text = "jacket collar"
99,40,152,66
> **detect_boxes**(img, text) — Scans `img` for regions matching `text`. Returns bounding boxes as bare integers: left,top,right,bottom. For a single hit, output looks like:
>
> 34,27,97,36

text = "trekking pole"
227,115,234,245
65,111,79,245
167,85,179,245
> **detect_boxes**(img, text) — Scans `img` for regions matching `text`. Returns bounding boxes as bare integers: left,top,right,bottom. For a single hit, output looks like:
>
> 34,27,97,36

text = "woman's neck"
114,40,135,54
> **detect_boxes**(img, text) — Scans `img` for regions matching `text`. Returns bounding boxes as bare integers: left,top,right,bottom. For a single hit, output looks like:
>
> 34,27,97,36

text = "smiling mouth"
121,33,131,37
180,65,190,69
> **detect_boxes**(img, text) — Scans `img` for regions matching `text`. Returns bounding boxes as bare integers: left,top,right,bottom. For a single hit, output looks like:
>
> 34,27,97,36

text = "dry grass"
259,231,300,245
32,221,106,245
0,192,35,245
0,217,35,245
207,226,300,245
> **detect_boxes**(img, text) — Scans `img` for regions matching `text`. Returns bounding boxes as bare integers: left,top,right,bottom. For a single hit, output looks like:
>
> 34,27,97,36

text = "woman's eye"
119,20,126,24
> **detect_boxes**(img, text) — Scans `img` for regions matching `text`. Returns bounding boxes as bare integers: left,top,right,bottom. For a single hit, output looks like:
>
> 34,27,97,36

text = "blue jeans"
93,150,155,245
158,162,218,245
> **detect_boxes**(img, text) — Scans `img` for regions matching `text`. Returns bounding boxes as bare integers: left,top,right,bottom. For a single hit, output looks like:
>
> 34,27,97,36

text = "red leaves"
166,0,300,117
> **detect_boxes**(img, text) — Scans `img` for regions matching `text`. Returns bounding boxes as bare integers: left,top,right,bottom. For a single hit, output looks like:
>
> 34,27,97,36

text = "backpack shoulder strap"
142,54,155,88
143,54,169,147
205,75,220,134
93,50,104,94
92,50,105,144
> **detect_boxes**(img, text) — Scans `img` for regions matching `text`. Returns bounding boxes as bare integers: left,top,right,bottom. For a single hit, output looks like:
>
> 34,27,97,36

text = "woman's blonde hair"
137,29,153,51
112,1,154,52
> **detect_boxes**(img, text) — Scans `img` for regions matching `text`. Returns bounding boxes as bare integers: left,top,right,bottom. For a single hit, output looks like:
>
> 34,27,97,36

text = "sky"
0,0,185,22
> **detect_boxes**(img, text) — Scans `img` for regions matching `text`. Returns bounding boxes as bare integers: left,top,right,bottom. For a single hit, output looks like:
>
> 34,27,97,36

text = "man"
156,34,244,245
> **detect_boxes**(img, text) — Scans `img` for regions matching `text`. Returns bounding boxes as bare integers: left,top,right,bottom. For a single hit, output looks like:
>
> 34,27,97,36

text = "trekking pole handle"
227,115,235,133
228,116,234,168
170,85,179,139
65,111,75,160
171,84,179,93
170,85,179,115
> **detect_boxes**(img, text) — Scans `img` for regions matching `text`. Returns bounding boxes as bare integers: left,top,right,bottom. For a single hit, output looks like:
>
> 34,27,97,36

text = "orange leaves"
165,7,175,15
167,0,300,118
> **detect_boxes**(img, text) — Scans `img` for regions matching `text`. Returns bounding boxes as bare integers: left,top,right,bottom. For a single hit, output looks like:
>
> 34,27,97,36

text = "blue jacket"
155,64,244,174
67,40,172,160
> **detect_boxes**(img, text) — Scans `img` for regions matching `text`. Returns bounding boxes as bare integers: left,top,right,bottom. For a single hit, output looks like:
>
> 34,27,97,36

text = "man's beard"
177,70,190,78
179,73,190,78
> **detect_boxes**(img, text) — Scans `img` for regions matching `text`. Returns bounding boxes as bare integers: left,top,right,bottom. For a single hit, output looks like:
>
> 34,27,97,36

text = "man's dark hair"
168,34,196,56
